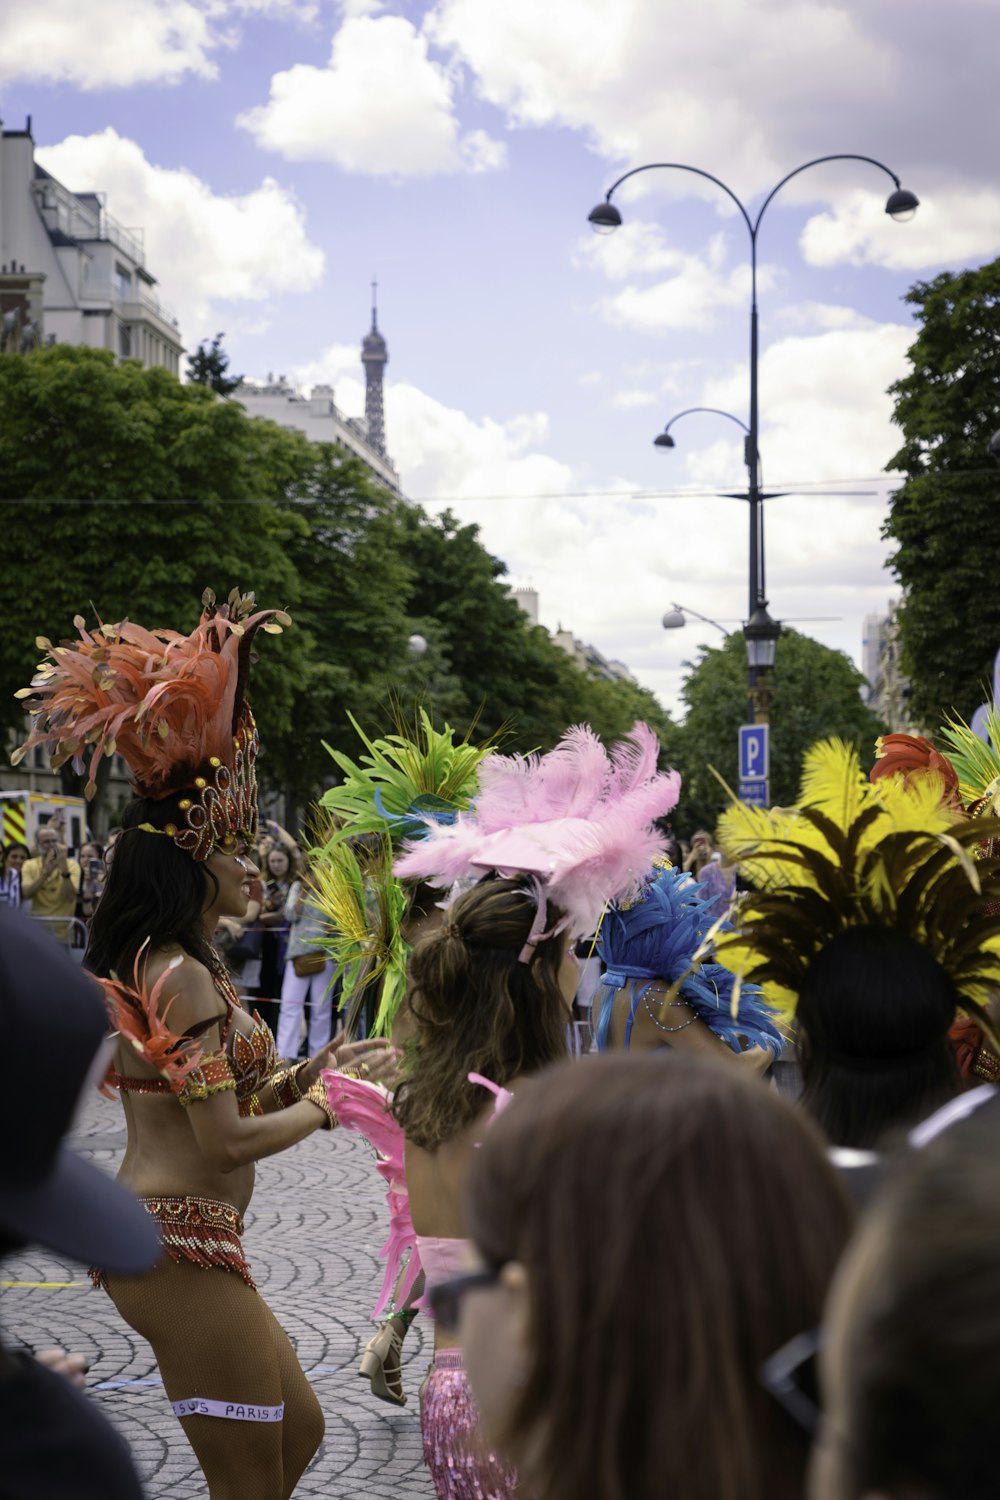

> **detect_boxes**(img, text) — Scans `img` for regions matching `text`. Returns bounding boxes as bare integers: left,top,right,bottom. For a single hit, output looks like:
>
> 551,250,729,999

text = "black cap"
0,908,161,1273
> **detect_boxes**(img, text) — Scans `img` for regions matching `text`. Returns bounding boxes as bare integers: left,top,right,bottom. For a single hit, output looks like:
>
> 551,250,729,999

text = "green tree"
0,346,683,820
186,332,242,395
884,259,1000,726
393,506,682,755
0,346,309,816
675,630,885,835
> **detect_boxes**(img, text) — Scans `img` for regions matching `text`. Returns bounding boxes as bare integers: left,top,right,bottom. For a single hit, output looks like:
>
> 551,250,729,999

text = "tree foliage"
1,346,682,826
186,332,242,395
884,259,1000,726
674,630,885,835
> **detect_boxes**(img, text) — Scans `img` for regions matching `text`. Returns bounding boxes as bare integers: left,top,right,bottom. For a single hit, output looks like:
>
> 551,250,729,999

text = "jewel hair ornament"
394,721,682,943
12,587,290,861
711,737,1000,1031
594,862,783,1055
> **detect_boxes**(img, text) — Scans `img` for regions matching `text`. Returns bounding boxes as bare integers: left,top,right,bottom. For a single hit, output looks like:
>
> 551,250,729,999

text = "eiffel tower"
362,279,388,456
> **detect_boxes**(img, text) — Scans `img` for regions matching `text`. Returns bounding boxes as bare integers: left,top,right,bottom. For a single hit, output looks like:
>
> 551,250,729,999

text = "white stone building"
235,376,401,495
0,117,183,373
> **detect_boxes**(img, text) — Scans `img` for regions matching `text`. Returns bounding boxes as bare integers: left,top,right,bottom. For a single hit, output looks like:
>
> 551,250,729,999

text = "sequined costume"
11,589,344,1500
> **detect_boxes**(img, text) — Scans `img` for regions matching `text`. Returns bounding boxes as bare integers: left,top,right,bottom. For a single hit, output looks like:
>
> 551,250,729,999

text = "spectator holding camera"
20,821,81,941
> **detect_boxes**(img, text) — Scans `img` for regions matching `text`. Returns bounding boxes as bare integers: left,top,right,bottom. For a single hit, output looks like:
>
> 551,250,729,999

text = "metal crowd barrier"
29,914,90,964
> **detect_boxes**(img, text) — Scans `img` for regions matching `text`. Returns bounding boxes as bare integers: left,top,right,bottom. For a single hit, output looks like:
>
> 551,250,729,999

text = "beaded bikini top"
108,961,276,1115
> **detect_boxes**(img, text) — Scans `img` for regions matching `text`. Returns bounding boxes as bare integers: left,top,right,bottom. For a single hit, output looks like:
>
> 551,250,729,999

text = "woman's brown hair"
466,1052,855,1500
838,1101,1000,1500
392,875,570,1151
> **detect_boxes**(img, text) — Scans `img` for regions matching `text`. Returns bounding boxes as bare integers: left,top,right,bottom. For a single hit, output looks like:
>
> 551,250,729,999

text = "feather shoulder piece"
394,721,681,939
100,945,206,1091
712,737,1000,1026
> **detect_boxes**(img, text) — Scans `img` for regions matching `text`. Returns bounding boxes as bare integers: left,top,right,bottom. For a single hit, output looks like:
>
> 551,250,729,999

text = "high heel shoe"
359,1318,406,1406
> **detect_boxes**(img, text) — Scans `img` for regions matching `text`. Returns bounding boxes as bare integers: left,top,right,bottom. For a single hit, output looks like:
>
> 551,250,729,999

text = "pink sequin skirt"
420,1349,518,1500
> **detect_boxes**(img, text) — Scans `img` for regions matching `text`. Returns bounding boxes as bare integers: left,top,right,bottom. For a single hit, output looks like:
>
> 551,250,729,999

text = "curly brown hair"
392,875,571,1150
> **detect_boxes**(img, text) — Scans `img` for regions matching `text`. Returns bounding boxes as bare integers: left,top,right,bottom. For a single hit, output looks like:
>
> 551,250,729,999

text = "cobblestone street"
3,1090,434,1498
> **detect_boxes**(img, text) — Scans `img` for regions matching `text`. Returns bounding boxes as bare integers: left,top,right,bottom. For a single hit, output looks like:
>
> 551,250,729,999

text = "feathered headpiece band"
393,721,681,941
711,737,1000,1031
12,587,290,861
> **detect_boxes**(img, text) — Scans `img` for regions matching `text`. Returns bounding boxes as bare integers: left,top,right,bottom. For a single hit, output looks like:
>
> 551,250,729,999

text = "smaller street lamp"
885,188,920,222
988,429,1000,462
587,201,623,234
662,602,730,637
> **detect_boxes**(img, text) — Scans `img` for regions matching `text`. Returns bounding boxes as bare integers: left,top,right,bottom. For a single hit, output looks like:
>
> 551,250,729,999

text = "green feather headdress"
310,709,492,1036
711,737,1000,1035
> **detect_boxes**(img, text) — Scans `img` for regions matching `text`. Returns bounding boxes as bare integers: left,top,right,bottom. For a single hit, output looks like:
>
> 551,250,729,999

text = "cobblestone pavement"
3,1090,435,1498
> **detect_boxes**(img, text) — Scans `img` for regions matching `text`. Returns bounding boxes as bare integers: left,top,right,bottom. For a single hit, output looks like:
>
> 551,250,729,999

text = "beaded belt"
91,1194,255,1290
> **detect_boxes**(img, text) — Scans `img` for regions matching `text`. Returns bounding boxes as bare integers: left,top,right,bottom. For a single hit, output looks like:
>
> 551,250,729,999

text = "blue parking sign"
738,778,770,806
739,724,769,781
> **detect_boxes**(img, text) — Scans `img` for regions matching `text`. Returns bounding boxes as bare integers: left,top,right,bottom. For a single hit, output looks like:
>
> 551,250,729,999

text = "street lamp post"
589,156,918,730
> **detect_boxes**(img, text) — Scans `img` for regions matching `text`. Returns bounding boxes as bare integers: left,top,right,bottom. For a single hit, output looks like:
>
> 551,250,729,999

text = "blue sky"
3,0,999,714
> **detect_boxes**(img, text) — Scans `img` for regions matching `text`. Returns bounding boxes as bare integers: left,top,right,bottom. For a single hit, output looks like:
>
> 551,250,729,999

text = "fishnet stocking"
105,1256,323,1499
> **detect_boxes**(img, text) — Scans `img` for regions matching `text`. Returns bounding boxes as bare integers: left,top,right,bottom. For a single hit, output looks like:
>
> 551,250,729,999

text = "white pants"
276,960,336,1060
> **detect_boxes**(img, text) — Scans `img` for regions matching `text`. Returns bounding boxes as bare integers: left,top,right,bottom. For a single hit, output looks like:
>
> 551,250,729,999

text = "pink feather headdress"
394,721,681,939
12,587,290,861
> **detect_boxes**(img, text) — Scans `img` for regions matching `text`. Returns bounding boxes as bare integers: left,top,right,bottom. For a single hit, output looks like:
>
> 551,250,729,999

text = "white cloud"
800,185,1000,272
238,13,506,175
36,130,325,340
0,0,317,89
0,0,219,87
690,321,913,487
599,261,755,333
575,222,777,333
611,390,659,410
281,326,905,716
573,219,688,280
428,0,890,192
428,0,999,255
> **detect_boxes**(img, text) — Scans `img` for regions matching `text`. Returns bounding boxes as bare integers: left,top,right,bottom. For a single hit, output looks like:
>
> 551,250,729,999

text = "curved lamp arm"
660,406,749,438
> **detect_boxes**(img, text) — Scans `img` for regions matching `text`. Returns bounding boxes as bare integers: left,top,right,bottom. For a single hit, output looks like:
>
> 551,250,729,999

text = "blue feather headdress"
594,864,783,1055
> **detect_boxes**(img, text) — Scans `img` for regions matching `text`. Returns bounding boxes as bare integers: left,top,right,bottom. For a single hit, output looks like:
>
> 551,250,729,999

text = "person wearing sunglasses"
451,1051,854,1500
810,1095,1000,1500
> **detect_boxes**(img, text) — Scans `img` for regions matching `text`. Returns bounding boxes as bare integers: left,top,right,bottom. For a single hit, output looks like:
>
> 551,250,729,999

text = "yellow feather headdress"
712,738,1000,1030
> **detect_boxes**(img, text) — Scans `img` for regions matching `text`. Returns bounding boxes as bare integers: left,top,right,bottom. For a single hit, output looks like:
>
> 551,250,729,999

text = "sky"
3,0,1000,716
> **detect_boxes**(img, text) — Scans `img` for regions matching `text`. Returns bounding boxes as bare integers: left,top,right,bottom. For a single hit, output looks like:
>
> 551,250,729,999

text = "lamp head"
662,608,686,630
988,429,1000,463
743,605,781,670
654,430,676,449
885,187,919,223
588,201,622,235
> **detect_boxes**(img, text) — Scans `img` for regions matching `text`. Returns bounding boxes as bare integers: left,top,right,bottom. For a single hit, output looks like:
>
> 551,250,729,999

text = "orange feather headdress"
12,587,290,861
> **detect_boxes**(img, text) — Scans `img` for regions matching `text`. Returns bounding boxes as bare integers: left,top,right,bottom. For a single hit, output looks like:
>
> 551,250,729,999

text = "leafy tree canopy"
187,332,242,395
674,629,885,836
884,259,1000,726
1,346,682,826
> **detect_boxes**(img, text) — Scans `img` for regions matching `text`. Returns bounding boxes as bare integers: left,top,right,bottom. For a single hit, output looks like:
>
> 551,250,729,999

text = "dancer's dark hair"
797,926,960,1149
85,793,219,980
